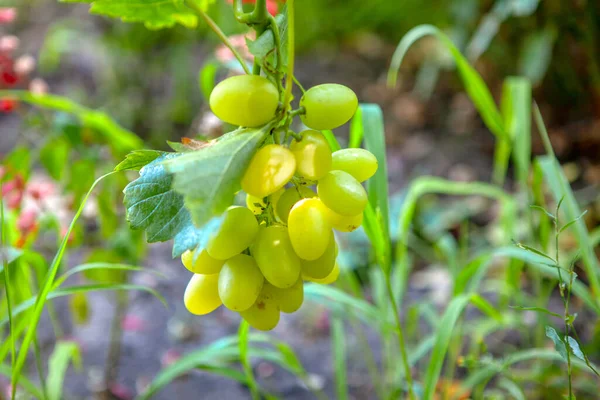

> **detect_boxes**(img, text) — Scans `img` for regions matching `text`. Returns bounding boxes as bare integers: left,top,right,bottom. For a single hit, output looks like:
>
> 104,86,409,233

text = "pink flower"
0,8,16,24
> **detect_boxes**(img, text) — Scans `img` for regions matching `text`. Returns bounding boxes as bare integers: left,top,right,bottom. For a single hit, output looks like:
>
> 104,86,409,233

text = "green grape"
288,198,331,260
209,75,278,127
275,186,317,223
323,207,363,232
317,170,368,216
331,148,378,182
242,145,296,198
218,254,264,311
252,225,301,288
289,130,332,180
304,262,340,285
181,248,224,275
240,285,280,331
246,193,265,215
300,232,336,279
300,84,358,130
184,273,222,315
266,279,304,313
206,206,259,260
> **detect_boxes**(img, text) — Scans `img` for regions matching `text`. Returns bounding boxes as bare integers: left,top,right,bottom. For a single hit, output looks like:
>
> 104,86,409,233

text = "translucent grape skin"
300,84,358,130
304,262,340,285
252,225,301,288
300,231,336,279
218,254,264,311
181,249,224,275
184,274,222,315
317,170,368,216
288,198,331,260
275,186,317,223
242,145,296,198
323,207,363,232
209,75,278,127
266,279,304,313
331,148,378,182
206,206,259,260
289,130,332,180
240,284,281,331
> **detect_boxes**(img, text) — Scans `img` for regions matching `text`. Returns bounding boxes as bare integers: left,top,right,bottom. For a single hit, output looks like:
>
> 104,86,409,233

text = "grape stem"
185,0,251,75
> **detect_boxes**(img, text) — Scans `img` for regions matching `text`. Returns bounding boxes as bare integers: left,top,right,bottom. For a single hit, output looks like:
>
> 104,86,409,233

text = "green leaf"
560,210,589,233
0,364,43,399
246,13,288,67
546,326,568,361
518,27,557,85
387,25,505,139
163,127,268,227
331,317,349,400
115,150,164,171
509,305,562,319
40,137,70,180
199,60,220,100
502,77,531,186
63,0,198,30
321,129,341,152
567,336,585,362
47,341,82,400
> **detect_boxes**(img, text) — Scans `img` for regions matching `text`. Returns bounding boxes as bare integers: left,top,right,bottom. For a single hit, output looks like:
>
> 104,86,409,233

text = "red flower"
0,8,16,24
0,98,16,112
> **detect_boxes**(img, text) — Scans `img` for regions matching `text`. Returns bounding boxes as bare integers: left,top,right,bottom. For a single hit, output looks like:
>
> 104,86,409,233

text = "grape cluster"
182,75,378,331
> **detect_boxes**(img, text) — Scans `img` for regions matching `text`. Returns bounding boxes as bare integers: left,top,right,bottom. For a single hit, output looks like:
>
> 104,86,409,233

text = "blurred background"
1,0,600,399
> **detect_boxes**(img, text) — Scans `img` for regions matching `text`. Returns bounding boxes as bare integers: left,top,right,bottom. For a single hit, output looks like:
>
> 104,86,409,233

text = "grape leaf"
123,153,206,257
60,0,198,30
246,12,288,68
163,127,268,227
115,150,164,171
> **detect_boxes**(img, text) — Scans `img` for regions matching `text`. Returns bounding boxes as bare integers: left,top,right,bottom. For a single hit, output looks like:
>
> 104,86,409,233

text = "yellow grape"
206,206,258,260
252,225,301,288
331,148,378,182
240,285,280,331
184,273,222,315
242,145,296,198
300,232,336,279
305,263,340,285
209,75,278,127
181,249,224,275
270,278,304,313
275,186,317,223
300,84,358,130
218,254,264,311
289,130,332,180
288,198,331,260
323,207,363,232
245,193,265,215
317,170,368,216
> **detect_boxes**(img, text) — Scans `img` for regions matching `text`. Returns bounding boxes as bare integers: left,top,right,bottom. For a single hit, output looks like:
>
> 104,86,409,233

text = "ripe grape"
252,225,301,288
218,254,264,311
246,194,265,215
288,198,331,260
275,186,316,223
242,145,296,198
181,248,224,275
300,84,358,130
209,75,278,127
300,231,336,279
289,130,332,180
207,206,259,260
317,170,368,216
305,262,340,285
331,148,378,182
184,273,222,315
266,279,304,313
240,284,280,331
323,207,363,232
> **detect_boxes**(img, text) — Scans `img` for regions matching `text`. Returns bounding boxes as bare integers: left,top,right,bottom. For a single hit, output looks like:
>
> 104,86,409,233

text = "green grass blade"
238,320,259,399
422,294,471,400
331,317,348,400
47,341,82,400
0,364,44,399
321,129,341,152
53,263,163,289
1,189,16,381
348,106,364,148
387,25,505,139
502,77,532,186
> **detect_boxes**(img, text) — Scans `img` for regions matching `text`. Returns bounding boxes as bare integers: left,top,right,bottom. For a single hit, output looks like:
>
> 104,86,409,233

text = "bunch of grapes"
181,74,378,331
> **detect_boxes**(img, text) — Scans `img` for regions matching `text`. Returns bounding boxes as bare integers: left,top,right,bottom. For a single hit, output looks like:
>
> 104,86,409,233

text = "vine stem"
185,0,251,75
282,0,295,112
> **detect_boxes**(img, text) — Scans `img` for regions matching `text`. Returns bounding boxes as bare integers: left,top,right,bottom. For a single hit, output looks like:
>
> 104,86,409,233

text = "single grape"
323,207,363,232
288,198,331,260
218,254,264,311
184,273,221,315
265,279,304,313
275,186,317,223
240,284,280,331
305,262,340,285
252,225,301,288
242,145,296,198
300,84,358,130
289,130,332,180
317,170,368,216
181,248,224,275
331,148,378,182
206,206,258,260
246,193,265,215
300,231,336,279
209,75,278,127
